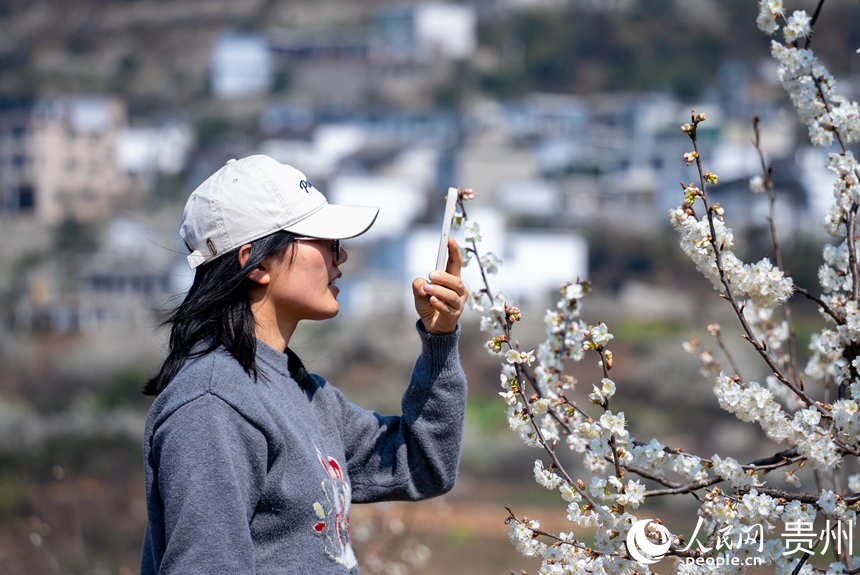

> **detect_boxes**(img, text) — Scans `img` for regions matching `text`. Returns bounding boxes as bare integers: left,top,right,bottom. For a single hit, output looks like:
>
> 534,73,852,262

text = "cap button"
226,158,236,164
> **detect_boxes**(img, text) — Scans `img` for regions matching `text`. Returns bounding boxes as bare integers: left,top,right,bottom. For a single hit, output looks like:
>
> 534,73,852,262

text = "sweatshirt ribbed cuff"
415,319,461,373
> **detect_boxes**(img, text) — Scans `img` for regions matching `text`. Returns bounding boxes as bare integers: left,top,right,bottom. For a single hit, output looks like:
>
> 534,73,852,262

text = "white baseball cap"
180,155,379,269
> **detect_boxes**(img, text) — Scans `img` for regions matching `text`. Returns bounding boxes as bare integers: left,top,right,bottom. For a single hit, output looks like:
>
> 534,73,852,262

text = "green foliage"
53,218,100,255
609,318,687,344
196,117,234,149
479,69,522,99
445,525,476,546
0,474,21,521
150,172,189,209
477,0,766,99
95,368,150,412
466,396,508,433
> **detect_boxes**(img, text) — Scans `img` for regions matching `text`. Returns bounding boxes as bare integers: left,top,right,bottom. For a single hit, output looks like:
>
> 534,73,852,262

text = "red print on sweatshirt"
312,449,355,568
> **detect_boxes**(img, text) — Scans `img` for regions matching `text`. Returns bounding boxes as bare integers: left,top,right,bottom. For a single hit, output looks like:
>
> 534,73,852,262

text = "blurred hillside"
0,0,858,574
1,0,858,109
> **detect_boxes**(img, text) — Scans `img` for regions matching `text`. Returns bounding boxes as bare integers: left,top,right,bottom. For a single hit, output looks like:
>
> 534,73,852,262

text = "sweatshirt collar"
254,339,292,379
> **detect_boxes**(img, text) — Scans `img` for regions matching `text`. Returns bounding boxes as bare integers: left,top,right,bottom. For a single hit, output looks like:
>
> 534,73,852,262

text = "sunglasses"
295,237,342,261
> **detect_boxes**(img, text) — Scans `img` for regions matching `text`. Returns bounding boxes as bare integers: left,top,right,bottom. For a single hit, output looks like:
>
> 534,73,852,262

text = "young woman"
140,155,468,574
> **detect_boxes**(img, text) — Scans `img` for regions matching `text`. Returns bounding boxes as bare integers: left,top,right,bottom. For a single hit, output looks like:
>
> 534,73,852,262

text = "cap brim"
283,203,379,240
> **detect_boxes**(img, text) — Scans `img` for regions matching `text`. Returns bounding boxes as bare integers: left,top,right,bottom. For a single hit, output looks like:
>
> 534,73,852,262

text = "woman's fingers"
423,282,464,310
413,237,468,334
445,237,463,277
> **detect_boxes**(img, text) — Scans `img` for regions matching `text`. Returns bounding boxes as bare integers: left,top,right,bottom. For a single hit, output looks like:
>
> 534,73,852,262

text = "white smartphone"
435,187,459,272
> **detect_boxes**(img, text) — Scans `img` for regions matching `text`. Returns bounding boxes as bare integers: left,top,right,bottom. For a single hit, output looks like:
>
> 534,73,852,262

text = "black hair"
144,231,311,396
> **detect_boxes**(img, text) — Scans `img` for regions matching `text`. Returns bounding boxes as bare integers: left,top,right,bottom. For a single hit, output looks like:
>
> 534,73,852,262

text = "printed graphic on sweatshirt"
312,449,356,569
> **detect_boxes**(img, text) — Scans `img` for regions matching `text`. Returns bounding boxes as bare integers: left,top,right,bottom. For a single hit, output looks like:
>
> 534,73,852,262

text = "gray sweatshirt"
141,322,466,574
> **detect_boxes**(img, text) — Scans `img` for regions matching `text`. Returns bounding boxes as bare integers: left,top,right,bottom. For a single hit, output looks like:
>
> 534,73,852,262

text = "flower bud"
488,336,504,353
681,123,694,134
695,112,707,123
460,188,475,201
704,171,718,185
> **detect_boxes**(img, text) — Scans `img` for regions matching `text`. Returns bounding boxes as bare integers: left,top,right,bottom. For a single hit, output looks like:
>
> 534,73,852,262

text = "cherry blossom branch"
644,477,720,498
803,0,827,49
794,286,843,324
623,444,802,498
511,378,598,508
461,204,597,510
849,204,860,302
504,508,622,557
589,345,623,480
814,77,847,153
752,115,800,381
734,485,820,504
712,326,743,379
685,113,826,416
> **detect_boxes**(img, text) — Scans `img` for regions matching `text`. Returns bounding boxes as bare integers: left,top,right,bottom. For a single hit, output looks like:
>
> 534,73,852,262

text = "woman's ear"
238,244,271,285
237,244,253,267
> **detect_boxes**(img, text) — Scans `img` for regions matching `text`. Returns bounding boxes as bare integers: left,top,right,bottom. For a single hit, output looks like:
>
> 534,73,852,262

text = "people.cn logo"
626,519,672,564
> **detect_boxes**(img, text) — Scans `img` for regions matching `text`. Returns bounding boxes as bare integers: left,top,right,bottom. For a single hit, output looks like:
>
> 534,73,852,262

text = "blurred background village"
0,0,859,573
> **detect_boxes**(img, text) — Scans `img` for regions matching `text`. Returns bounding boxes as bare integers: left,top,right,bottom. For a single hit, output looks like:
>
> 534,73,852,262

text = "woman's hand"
412,237,468,335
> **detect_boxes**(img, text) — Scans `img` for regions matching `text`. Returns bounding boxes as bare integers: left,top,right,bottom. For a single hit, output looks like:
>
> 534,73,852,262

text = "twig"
513,364,598,509
644,477,721,497
686,114,826,416
752,114,800,382
734,485,820,504
794,286,843,324
791,538,821,575
748,448,798,466
504,508,622,557
848,204,860,302
713,329,743,380
803,0,828,50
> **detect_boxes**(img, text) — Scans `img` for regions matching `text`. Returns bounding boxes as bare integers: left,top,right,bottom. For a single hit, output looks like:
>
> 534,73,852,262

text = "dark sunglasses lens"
334,240,341,260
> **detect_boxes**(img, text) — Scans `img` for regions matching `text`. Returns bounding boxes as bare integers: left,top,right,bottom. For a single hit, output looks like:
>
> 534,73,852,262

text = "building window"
18,186,34,210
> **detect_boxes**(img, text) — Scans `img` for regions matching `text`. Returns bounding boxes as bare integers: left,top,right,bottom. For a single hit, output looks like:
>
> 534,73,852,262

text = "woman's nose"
335,245,348,265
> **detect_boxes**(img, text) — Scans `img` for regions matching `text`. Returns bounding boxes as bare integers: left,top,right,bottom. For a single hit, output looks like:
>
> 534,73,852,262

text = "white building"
210,33,272,99
116,122,194,176
370,3,477,63
418,205,588,307
335,204,588,318
259,123,370,181
327,175,427,242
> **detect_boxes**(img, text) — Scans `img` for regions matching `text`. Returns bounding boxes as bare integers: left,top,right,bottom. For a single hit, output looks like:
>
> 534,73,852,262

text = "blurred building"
369,3,477,63
0,96,132,224
13,217,191,333
268,3,477,109
210,32,273,99
115,121,195,195
0,99,33,215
